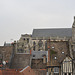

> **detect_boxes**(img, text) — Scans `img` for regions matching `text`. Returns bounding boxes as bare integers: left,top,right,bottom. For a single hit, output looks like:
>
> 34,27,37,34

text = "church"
0,17,75,75
14,17,75,75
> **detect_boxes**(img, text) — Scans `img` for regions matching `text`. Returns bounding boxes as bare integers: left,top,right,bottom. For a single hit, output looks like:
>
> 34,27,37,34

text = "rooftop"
32,28,72,38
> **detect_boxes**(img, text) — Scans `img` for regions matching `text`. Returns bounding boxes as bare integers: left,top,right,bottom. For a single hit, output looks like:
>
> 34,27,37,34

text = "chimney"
43,55,46,63
47,49,50,66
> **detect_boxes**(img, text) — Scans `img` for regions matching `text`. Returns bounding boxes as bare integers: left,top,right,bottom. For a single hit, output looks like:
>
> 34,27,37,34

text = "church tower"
72,16,75,42
72,16,75,75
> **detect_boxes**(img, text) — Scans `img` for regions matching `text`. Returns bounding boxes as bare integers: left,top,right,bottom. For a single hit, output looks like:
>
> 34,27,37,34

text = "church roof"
32,28,72,38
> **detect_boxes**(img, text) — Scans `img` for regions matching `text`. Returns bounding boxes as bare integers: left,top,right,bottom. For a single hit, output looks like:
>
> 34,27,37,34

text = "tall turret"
72,16,75,28
72,17,75,75
72,16,75,42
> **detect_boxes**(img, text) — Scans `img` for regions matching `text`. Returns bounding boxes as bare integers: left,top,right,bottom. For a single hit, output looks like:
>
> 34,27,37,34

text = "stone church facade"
16,17,75,54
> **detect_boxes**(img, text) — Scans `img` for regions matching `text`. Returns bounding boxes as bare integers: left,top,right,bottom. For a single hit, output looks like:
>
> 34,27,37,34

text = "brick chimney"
43,55,46,64
47,49,50,66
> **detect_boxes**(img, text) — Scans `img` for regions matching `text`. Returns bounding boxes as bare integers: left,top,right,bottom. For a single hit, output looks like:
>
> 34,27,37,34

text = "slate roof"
10,54,31,69
47,41,70,66
31,51,48,59
32,28,72,38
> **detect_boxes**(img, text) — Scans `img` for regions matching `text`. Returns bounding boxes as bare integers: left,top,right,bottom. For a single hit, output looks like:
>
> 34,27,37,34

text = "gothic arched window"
45,41,48,51
38,40,43,51
33,41,36,51
38,40,43,47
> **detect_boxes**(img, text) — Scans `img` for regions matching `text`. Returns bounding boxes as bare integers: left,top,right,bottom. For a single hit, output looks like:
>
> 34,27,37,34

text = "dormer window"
62,52,64,54
52,46,54,49
33,55,35,57
54,57,57,60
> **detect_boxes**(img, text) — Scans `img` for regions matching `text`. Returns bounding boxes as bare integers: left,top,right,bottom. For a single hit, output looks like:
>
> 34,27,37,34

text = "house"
47,40,72,75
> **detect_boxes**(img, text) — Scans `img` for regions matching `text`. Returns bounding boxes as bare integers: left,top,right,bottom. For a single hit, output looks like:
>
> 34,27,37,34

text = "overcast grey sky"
0,0,75,45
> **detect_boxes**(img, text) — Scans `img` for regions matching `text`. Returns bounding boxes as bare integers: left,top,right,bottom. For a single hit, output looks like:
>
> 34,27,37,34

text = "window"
54,57,57,60
21,49,24,53
52,46,54,49
17,49,24,53
33,41,36,51
45,41,48,51
62,52,64,54
23,38,25,41
38,40,43,50
69,73,71,75
38,40,43,47
54,67,59,73
33,54,35,57
27,38,29,43
64,73,67,75
33,41,36,45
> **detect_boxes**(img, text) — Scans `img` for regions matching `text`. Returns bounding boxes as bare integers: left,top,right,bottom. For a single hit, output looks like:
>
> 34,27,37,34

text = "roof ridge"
33,28,72,30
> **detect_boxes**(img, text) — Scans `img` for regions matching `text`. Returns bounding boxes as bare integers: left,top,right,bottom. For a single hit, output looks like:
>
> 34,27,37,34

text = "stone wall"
10,54,31,69
0,46,13,62
32,37,69,51
16,34,32,53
